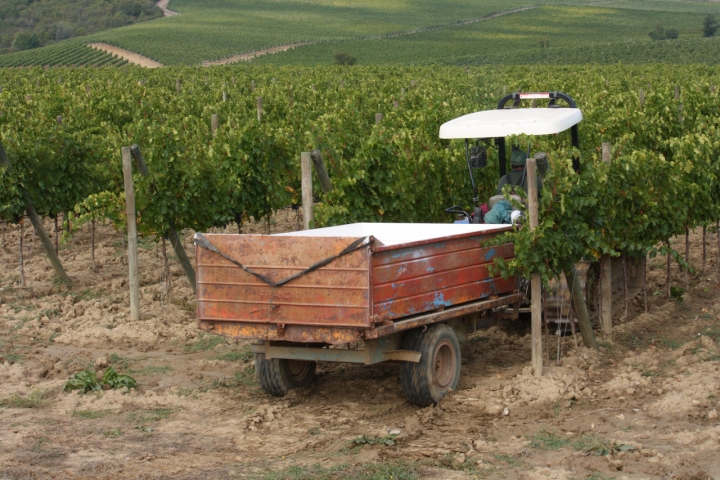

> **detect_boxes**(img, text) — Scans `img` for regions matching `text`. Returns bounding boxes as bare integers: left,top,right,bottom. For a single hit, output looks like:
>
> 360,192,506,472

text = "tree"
703,14,719,37
333,52,357,66
649,24,678,41
12,32,41,51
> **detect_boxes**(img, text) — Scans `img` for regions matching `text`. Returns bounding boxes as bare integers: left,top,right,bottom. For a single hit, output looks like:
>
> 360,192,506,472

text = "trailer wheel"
255,354,316,397
400,324,461,407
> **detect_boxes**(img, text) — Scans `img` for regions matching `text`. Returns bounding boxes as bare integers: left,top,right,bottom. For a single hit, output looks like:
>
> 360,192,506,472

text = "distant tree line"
648,15,719,42
1,0,162,54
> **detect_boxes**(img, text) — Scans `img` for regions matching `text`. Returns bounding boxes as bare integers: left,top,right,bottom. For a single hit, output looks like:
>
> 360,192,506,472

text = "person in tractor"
484,147,543,224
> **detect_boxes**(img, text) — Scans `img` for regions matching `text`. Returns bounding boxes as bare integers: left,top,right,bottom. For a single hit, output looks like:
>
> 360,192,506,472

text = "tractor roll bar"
495,92,580,176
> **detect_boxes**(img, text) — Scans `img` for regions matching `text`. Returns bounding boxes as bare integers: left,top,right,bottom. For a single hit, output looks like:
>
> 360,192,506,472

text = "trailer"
194,223,522,406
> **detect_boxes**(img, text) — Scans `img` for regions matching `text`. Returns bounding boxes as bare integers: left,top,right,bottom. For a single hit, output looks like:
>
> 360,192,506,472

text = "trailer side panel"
196,235,371,328
372,237,515,321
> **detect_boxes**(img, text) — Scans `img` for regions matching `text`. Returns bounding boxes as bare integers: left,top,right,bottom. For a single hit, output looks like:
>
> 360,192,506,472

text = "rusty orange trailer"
195,223,522,406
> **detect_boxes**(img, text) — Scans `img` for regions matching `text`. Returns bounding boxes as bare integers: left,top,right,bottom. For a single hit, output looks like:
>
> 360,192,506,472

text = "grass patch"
0,389,48,408
127,407,175,425
615,332,645,349
654,338,682,350
76,288,107,301
209,365,259,389
176,388,194,397
71,409,111,419
598,341,614,354
469,335,489,343
527,430,570,450
586,473,616,480
703,326,720,343
101,428,123,437
492,453,522,468
184,332,226,353
528,431,635,456
212,345,253,362
108,353,132,370
244,461,419,480
128,365,171,376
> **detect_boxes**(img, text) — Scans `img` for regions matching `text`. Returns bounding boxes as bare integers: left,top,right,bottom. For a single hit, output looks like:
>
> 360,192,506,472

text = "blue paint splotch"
484,248,496,261
426,266,435,273
428,292,453,310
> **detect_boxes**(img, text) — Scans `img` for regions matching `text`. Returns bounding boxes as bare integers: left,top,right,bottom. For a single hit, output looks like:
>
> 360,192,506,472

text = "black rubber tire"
255,353,316,397
399,324,461,407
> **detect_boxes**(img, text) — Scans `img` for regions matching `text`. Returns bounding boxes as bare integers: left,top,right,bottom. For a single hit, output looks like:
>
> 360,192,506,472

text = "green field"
0,0,719,66
253,4,719,65
0,44,128,68
74,0,603,64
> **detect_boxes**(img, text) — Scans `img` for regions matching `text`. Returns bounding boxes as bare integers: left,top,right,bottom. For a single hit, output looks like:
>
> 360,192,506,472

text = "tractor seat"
488,194,522,210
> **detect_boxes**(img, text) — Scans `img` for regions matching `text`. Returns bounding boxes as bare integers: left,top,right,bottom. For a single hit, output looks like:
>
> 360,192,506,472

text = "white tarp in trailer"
275,223,508,247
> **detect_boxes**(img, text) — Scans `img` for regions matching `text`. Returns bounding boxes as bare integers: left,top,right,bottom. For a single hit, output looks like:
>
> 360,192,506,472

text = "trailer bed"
195,223,518,344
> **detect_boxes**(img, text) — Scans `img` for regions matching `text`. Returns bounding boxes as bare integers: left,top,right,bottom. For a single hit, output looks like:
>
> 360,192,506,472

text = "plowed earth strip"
88,43,163,68
156,0,180,17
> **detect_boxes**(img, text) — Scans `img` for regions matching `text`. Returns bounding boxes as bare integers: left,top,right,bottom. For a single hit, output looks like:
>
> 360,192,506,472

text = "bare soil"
1,213,719,479
156,0,180,17
88,43,164,68
201,44,312,67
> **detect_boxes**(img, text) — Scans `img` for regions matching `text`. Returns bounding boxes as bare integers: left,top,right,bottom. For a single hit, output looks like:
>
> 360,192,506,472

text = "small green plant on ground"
64,366,136,393
243,461,419,480
528,430,570,450
212,344,253,362
101,428,123,437
128,365,171,375
655,338,682,350
209,365,258,389
702,326,720,343
528,431,635,456
184,332,226,352
127,407,175,426
493,453,522,467
0,389,48,408
670,286,685,301
108,353,132,370
586,473,616,480
71,409,111,419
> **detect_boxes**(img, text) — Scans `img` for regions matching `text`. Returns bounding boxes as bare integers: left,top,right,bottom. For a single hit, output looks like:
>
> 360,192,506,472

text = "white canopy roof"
439,108,582,139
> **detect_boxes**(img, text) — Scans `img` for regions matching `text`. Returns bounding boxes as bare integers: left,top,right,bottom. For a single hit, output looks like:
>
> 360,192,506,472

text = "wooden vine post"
600,143,613,340
310,150,333,194
211,114,219,138
526,157,542,376
257,97,262,122
301,152,313,230
121,147,140,321
19,219,25,287
375,113,383,124
129,145,196,293
0,141,70,284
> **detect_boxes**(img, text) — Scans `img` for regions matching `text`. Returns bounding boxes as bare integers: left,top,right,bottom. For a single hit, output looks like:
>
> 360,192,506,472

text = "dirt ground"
87,44,164,68
1,211,719,479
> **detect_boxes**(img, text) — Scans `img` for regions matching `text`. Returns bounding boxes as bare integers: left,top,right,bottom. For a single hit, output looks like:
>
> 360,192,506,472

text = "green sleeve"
496,176,508,195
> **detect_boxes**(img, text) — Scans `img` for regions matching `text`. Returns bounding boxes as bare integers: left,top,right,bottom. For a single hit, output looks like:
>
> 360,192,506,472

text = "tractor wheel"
399,324,461,407
255,354,316,397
